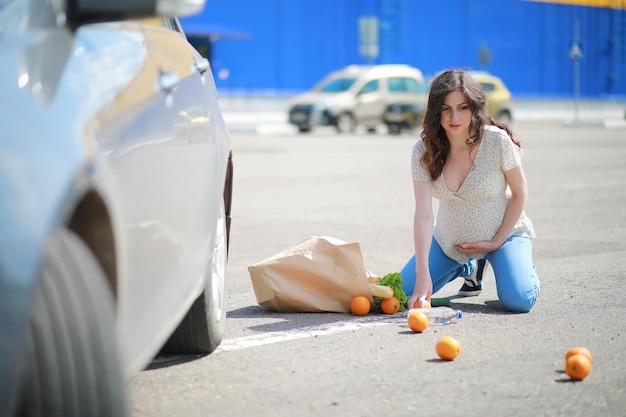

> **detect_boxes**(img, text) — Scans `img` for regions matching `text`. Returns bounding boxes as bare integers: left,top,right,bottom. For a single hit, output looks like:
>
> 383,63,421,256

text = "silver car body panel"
0,0,230,396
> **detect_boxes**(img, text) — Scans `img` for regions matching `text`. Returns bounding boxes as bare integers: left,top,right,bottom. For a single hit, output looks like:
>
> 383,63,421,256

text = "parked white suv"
288,65,427,133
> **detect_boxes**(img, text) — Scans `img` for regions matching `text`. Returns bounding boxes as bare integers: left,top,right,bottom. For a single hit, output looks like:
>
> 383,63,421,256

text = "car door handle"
194,57,210,74
159,69,180,92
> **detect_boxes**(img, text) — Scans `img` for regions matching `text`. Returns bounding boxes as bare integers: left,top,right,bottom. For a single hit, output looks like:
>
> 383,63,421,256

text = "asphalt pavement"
129,117,626,417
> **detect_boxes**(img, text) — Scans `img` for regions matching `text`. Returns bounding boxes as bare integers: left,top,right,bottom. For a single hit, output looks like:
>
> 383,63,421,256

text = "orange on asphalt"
565,346,592,364
380,296,400,314
565,354,591,381
350,296,371,316
408,311,429,333
436,336,461,361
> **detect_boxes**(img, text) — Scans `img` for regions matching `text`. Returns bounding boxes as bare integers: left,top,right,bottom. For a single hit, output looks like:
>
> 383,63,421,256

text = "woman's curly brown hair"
420,69,520,180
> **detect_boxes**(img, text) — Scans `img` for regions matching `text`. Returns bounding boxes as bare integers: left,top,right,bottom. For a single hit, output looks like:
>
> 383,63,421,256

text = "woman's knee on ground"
498,287,539,313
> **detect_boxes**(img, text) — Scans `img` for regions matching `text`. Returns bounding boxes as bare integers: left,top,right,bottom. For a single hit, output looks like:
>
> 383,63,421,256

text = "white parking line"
216,314,405,352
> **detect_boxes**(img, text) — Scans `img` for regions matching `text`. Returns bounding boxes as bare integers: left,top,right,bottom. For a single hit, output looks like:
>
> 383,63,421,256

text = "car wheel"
336,112,355,133
387,123,402,135
160,197,228,355
366,127,377,133
16,228,127,417
495,110,512,124
297,126,311,133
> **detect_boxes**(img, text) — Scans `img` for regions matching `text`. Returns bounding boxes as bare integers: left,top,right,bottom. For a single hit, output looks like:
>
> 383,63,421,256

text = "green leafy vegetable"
373,272,408,312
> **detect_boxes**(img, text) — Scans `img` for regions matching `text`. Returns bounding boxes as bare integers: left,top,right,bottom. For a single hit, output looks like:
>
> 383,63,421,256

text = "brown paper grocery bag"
248,236,373,313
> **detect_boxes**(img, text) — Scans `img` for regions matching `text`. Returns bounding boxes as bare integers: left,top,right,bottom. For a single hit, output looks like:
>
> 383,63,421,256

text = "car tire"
297,126,311,133
16,228,127,417
387,123,402,135
160,197,228,355
495,110,512,124
336,112,355,133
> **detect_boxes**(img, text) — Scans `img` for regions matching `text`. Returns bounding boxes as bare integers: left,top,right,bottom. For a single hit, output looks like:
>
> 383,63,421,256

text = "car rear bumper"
288,105,337,128
383,103,424,127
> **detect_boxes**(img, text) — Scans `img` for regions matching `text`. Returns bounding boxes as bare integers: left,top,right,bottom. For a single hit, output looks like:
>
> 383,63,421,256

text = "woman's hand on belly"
455,240,499,254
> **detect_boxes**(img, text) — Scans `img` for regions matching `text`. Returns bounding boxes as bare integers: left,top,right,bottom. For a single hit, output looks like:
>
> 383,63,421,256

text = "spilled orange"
350,296,370,316
408,312,429,333
565,354,591,381
565,347,592,364
380,296,400,314
436,336,461,361
413,299,431,309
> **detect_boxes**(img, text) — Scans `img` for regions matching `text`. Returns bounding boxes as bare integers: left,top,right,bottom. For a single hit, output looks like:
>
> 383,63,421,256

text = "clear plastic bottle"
406,306,462,325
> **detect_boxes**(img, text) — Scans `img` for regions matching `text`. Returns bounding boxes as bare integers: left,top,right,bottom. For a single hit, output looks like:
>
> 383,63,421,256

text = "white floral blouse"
411,125,536,264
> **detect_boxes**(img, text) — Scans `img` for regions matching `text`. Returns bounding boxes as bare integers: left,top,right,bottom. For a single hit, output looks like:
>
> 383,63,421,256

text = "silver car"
288,64,427,133
0,0,233,415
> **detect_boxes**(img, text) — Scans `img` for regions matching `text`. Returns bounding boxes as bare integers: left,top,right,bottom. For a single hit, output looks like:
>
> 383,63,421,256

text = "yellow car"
393,70,513,133
469,71,514,124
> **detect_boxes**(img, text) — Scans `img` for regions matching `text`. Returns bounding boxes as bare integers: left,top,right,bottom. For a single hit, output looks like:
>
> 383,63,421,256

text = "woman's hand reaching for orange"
408,275,432,311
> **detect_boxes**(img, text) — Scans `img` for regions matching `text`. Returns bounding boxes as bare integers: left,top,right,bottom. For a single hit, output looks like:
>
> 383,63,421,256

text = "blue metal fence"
181,0,626,98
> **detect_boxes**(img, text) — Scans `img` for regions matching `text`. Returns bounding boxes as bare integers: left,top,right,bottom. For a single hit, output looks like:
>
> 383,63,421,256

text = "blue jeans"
400,235,540,313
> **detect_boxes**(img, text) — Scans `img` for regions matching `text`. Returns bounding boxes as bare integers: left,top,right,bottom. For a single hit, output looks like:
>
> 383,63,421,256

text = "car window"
480,82,495,93
319,78,357,93
388,77,424,93
357,79,379,95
